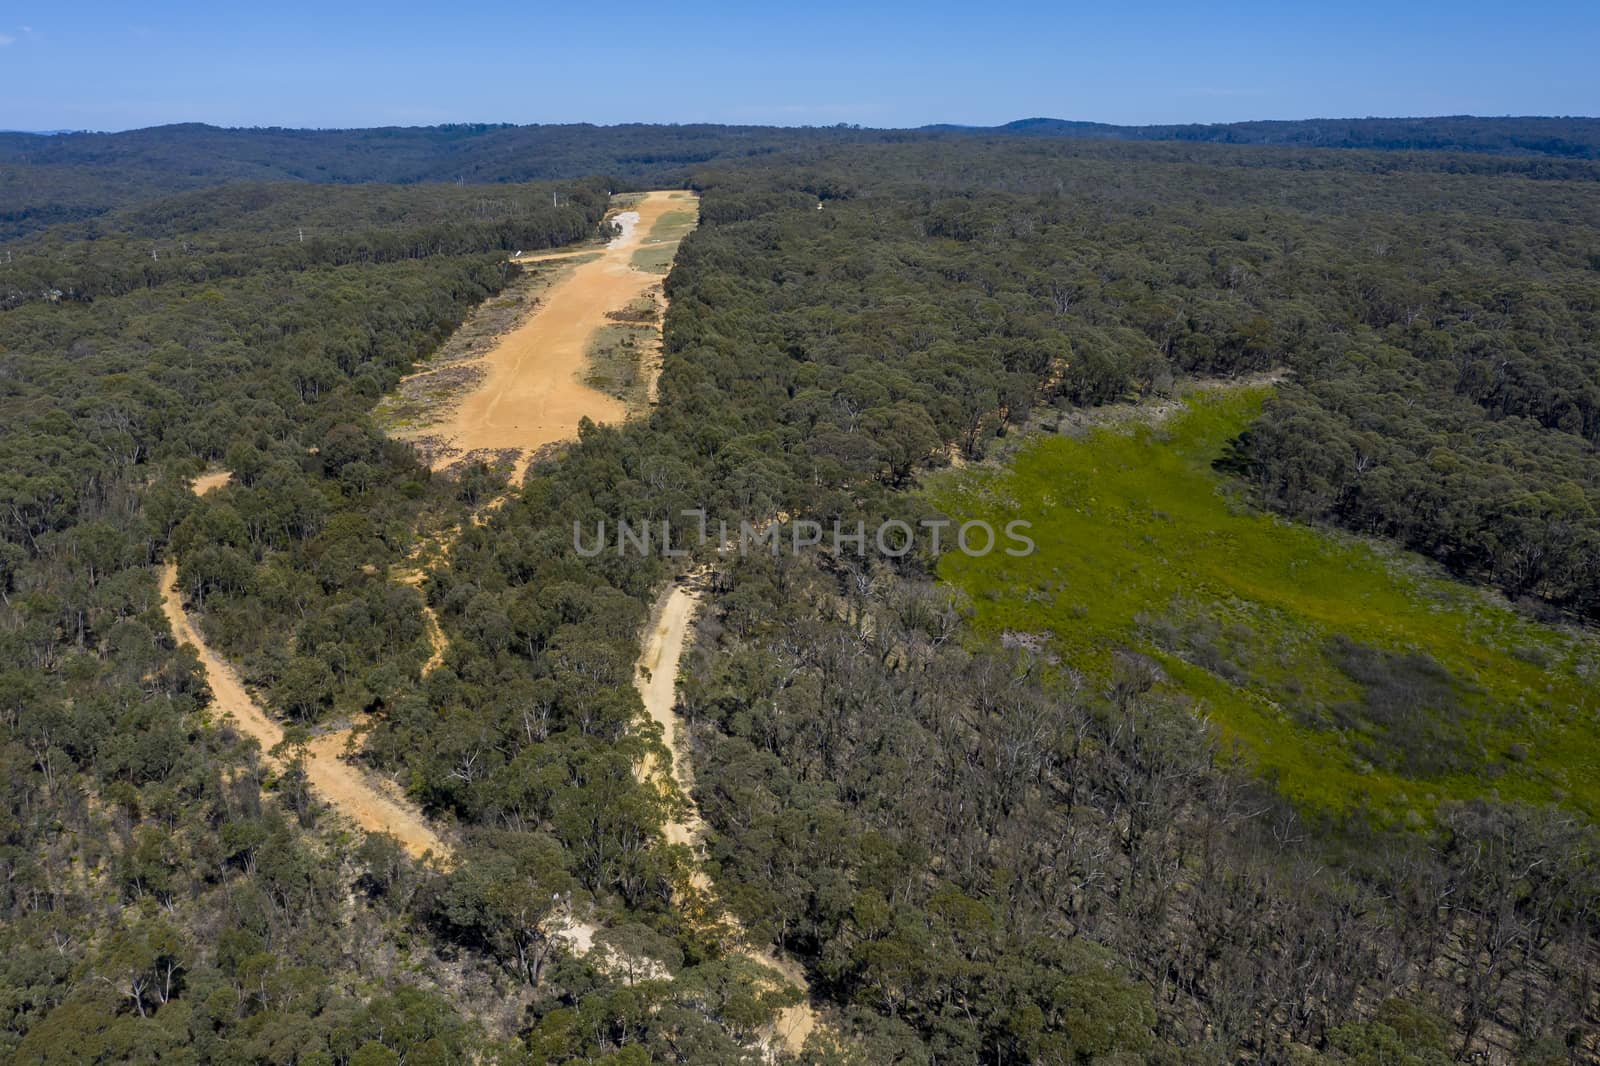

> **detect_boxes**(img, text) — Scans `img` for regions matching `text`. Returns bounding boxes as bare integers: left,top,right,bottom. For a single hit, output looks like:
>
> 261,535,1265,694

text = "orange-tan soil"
400,191,697,481
160,559,449,861
192,469,232,495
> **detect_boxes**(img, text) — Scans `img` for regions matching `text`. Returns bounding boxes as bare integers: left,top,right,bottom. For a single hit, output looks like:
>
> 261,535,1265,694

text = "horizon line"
6,112,1600,137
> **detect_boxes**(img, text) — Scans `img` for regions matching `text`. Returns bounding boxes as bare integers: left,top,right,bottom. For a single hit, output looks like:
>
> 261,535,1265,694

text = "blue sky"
1,1,1595,131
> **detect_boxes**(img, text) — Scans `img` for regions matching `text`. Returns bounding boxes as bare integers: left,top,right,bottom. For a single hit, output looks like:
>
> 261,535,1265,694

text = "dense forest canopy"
987,114,1600,157
0,180,615,311
3,114,1599,240
0,119,1596,1063
678,138,1600,621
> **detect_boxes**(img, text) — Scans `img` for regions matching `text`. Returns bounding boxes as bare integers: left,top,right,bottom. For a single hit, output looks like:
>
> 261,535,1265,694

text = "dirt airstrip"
399,190,698,481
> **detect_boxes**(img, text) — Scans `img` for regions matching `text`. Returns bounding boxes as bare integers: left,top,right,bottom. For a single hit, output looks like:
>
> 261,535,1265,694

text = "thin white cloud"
0,34,14,47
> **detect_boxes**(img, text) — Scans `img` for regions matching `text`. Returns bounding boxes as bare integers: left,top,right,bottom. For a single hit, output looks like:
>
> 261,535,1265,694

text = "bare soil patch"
192,469,232,495
393,191,699,481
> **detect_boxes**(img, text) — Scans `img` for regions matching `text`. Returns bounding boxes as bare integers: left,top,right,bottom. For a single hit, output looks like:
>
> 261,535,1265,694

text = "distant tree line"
0,179,613,309
4,115,1599,240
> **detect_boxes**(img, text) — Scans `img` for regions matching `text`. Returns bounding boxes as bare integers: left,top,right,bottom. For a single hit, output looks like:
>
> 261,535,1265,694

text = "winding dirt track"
394,563,448,676
637,584,708,854
402,191,697,481
160,560,449,861
635,579,820,1055
169,468,453,860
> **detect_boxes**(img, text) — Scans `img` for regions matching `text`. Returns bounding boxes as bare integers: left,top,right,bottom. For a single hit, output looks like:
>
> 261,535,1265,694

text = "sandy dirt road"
634,578,821,1054
168,470,452,860
403,191,697,481
160,561,450,860
637,583,708,854
165,545,604,949
177,471,456,859
394,563,448,675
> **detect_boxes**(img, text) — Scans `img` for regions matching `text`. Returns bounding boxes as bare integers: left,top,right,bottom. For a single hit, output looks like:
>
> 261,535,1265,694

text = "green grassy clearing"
630,208,698,274
929,388,1600,822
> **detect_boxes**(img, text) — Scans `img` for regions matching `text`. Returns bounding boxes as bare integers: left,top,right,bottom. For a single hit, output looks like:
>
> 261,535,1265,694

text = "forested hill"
9,115,1597,175
0,122,862,184
4,115,1597,240
974,114,1600,157
0,123,883,239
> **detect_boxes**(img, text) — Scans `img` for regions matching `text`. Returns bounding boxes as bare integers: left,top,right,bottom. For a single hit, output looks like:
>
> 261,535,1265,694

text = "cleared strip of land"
397,190,698,481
